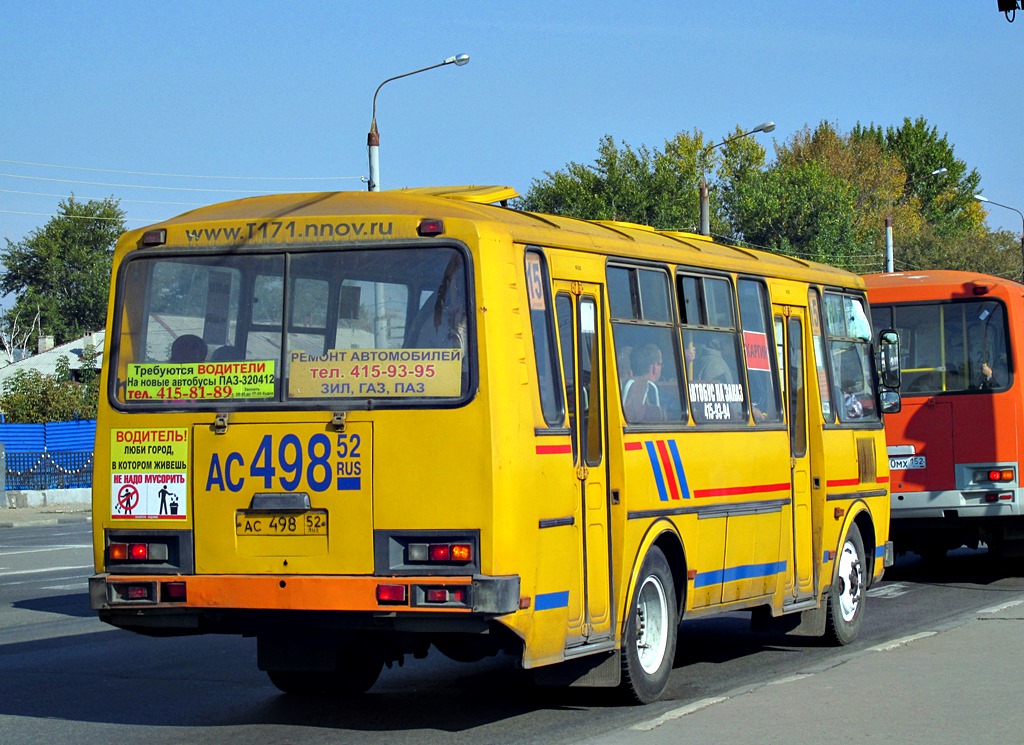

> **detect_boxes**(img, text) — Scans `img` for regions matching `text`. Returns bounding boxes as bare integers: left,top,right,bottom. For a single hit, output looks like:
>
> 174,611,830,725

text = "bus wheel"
825,523,866,645
620,546,677,704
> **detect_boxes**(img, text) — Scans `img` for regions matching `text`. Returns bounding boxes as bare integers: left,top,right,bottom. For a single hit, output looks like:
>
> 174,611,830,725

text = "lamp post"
367,53,470,192
699,121,775,236
885,167,948,273
974,193,1024,281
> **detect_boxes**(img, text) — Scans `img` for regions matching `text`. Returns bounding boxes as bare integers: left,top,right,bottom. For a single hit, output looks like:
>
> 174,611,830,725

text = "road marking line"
0,545,92,556
630,697,729,730
978,599,1024,614
870,632,936,651
0,564,93,577
768,673,815,685
867,582,912,598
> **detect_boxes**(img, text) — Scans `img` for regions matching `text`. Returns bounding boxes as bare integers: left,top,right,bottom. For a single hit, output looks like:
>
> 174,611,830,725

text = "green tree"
0,349,98,423
520,131,708,231
1,196,125,347
854,116,984,237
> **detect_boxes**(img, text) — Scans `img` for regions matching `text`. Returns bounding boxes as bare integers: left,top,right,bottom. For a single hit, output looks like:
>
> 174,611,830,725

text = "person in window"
694,335,733,384
169,334,207,363
622,343,665,423
978,360,1001,390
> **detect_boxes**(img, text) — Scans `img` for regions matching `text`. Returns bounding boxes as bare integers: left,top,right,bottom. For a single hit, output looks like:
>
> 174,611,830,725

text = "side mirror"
878,329,901,389
880,389,901,414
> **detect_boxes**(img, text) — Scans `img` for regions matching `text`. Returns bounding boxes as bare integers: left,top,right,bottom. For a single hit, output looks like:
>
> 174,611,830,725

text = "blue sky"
2,1,1022,256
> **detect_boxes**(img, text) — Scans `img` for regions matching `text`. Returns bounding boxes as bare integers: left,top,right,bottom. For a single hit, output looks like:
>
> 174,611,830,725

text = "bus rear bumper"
90,572,521,623
891,488,1023,520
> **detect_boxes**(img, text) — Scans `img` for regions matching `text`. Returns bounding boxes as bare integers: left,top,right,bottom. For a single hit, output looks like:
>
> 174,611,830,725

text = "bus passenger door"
779,309,815,601
555,284,612,645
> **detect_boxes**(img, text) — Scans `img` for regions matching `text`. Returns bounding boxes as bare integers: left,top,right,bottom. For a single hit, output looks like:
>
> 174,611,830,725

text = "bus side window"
737,278,782,424
678,273,748,425
525,250,564,426
609,265,684,424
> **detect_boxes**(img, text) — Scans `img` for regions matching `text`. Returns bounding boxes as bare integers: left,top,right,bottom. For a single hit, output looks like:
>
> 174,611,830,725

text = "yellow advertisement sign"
110,428,189,520
125,360,276,401
288,348,462,398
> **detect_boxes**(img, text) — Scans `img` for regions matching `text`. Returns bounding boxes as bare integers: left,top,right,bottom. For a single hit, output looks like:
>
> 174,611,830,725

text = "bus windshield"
872,299,1009,395
112,245,471,406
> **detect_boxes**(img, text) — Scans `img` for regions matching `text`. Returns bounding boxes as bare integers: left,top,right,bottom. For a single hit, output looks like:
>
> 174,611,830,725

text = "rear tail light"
975,468,1015,483
424,587,468,604
410,542,474,564
163,582,187,602
108,541,169,563
376,584,408,604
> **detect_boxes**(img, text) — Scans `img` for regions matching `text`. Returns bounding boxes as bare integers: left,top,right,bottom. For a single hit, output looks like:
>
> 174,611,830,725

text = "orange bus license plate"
235,510,328,536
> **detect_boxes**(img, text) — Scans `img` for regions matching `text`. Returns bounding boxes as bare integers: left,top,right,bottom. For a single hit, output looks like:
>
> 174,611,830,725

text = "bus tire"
620,546,678,704
825,523,866,645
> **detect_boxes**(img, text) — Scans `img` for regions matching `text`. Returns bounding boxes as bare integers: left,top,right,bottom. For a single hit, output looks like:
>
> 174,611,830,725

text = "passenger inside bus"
622,343,665,423
169,334,208,363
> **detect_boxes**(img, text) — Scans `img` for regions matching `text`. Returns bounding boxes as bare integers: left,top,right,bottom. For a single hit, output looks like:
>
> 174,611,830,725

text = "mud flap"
751,604,826,637
533,650,621,688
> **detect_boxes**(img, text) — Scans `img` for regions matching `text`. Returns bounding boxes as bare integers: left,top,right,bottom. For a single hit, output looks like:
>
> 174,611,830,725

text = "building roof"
0,331,104,382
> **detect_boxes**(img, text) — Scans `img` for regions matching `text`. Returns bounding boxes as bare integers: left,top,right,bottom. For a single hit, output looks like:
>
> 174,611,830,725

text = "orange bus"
866,270,1023,559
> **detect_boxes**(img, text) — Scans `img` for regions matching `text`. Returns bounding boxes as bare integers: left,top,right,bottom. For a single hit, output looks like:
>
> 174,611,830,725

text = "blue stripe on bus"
534,590,570,611
337,477,361,490
644,441,670,501
667,439,690,499
693,560,788,588
875,545,885,559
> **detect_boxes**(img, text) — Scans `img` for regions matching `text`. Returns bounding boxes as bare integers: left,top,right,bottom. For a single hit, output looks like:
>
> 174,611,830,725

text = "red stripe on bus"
655,440,682,501
536,444,572,455
693,482,790,498
877,475,890,484
826,478,860,488
624,442,643,451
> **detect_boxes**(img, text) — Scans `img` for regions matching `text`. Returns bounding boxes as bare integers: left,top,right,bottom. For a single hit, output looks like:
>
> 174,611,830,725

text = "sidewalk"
581,598,1024,744
0,502,91,528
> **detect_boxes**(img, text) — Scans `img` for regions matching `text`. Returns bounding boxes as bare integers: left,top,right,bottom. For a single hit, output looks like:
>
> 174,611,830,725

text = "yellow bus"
89,185,899,703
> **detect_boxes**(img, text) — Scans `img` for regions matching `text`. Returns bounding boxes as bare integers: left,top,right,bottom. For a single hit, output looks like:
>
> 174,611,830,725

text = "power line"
0,188,205,207
0,172,295,195
0,210,156,223
0,158,361,182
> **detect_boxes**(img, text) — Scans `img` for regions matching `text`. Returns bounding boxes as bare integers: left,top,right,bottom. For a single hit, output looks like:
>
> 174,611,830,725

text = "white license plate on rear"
890,455,926,470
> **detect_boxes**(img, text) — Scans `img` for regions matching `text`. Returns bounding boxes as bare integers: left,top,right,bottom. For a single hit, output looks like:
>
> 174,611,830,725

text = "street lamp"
367,53,470,192
699,121,775,236
974,193,1024,281
885,167,949,273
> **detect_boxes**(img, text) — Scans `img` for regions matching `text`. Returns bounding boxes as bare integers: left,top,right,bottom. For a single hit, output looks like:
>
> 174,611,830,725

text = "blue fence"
0,420,96,490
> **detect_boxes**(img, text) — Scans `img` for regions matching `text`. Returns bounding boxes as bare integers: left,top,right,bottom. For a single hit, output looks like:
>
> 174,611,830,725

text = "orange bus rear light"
108,543,128,561
450,544,472,562
376,584,408,604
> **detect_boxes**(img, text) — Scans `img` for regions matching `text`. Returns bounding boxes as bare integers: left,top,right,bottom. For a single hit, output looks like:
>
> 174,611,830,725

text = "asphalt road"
2,522,1022,745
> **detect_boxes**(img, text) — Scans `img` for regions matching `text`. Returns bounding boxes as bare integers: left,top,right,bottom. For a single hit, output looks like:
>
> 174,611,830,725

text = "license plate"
890,455,926,471
235,510,328,536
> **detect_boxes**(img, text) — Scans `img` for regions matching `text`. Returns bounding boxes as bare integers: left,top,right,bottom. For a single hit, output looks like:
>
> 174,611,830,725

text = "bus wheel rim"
636,575,669,674
837,538,862,622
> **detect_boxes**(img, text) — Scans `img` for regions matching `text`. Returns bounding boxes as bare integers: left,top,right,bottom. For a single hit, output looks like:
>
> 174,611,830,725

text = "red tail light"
376,584,408,604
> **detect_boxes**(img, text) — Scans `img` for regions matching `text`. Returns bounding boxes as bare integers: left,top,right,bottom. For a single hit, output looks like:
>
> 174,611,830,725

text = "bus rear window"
113,246,471,407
